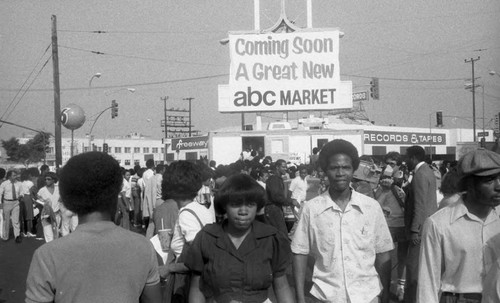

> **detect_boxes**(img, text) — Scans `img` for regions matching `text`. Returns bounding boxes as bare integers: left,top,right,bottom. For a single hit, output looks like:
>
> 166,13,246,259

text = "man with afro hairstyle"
25,152,161,303
292,139,393,303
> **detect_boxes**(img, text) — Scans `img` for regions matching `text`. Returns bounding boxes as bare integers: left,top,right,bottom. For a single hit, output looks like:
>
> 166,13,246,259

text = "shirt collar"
415,161,426,172
204,220,276,239
316,188,365,214
450,197,500,224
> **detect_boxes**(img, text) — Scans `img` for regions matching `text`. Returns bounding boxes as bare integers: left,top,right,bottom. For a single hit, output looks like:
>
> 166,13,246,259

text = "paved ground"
0,231,45,303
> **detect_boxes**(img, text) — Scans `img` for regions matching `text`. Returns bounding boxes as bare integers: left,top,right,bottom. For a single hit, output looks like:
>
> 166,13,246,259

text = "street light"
489,70,500,78
88,73,102,95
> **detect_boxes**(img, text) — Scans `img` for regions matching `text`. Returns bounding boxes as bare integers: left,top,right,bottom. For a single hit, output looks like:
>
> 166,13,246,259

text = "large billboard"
219,30,352,112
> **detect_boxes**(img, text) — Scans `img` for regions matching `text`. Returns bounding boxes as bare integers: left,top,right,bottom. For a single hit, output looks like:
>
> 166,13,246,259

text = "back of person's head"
209,160,216,168
146,159,155,169
440,169,460,195
214,174,266,215
162,160,203,201
128,168,135,175
133,164,141,173
27,167,40,178
20,169,30,181
200,164,214,182
156,164,165,174
406,145,426,162
137,167,146,178
0,168,6,180
312,147,319,155
59,152,122,216
318,139,360,172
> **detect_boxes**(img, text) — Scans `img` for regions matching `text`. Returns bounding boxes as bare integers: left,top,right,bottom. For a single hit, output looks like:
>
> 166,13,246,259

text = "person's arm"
266,176,290,207
293,253,308,303
374,251,391,303
411,168,436,239
416,218,441,303
139,283,162,303
188,274,206,303
273,274,295,303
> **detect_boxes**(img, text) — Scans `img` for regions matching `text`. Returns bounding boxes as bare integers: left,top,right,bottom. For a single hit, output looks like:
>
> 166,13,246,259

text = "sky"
1,0,499,143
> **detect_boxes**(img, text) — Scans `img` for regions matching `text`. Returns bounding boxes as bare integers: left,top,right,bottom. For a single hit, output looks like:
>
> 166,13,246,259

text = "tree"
1,132,51,163
1,137,21,161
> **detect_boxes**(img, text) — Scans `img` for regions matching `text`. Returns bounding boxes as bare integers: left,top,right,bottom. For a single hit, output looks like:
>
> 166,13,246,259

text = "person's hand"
159,265,171,279
410,232,421,245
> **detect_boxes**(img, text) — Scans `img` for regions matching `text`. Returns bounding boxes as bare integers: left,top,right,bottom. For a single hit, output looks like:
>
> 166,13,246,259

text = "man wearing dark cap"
292,139,393,303
417,148,500,303
25,152,161,303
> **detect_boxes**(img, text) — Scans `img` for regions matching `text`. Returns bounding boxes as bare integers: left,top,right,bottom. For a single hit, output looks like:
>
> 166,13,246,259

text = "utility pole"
51,15,62,169
465,57,480,143
162,96,168,138
183,97,194,137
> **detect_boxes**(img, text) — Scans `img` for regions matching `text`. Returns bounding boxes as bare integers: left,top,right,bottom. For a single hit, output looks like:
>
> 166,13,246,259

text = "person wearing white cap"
417,148,500,303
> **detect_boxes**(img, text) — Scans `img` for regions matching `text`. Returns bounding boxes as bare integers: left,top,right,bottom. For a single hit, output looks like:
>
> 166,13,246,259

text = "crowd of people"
1,138,499,302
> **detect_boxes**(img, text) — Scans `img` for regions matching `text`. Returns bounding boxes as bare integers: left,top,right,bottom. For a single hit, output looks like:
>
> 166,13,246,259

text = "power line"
59,45,225,67
343,74,465,82
58,29,226,34
0,44,52,127
0,73,230,93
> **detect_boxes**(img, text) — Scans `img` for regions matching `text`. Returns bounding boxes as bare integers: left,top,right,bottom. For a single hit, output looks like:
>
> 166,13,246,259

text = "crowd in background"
2,139,499,303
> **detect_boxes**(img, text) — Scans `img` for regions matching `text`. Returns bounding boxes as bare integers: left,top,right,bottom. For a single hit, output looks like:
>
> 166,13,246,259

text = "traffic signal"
111,100,118,119
495,112,500,133
436,111,443,127
103,143,109,153
370,77,379,100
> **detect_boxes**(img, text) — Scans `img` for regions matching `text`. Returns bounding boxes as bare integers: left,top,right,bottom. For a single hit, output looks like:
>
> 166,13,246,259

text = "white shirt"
121,178,131,199
289,175,309,203
291,190,394,303
20,180,34,196
170,201,215,259
0,179,20,201
417,199,500,302
37,185,61,212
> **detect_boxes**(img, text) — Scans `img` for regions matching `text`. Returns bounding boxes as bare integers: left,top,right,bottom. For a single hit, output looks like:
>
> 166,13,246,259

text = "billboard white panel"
219,30,352,112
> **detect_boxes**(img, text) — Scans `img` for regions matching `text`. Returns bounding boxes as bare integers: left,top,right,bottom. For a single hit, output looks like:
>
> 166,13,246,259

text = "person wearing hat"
292,139,394,303
417,148,500,303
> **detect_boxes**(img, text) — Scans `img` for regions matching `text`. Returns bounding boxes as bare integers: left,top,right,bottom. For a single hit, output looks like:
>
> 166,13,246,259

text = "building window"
134,160,140,166
115,147,121,153
124,147,131,153
143,147,149,153
134,147,140,153
125,160,131,166
161,148,165,153
152,147,158,153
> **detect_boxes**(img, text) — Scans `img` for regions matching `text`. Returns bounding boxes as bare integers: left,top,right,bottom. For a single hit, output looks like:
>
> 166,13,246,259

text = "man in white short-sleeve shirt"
292,139,393,303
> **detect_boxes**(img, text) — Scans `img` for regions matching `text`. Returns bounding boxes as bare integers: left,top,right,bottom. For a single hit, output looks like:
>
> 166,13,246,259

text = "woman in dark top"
185,174,294,303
